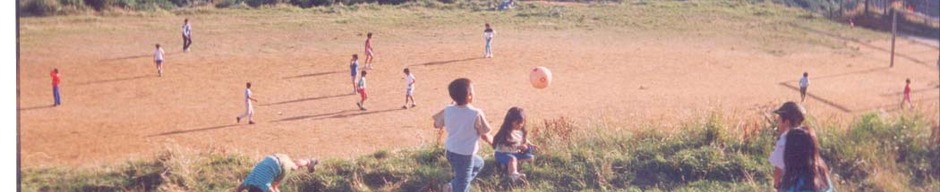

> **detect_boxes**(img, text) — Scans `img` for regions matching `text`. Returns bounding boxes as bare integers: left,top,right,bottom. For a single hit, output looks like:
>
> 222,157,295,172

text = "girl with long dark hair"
492,107,537,182
780,128,833,192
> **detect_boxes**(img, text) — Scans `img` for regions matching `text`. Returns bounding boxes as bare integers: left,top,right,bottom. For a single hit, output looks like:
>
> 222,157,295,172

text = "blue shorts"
494,147,534,165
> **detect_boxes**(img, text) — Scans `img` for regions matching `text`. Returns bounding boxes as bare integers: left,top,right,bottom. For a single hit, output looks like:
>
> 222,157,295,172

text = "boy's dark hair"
184,18,188,22
53,68,58,73
803,72,808,77
906,78,911,83
246,82,252,88
448,78,472,105
155,44,161,48
403,68,410,74
361,70,367,76
485,23,490,28
353,54,358,59
367,32,373,38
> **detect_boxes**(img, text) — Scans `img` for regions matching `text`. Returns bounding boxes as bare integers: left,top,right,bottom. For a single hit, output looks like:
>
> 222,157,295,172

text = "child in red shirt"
901,78,913,109
51,68,61,106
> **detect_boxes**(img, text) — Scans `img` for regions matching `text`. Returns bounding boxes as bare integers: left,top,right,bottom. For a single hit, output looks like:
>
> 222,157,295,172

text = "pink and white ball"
530,66,552,89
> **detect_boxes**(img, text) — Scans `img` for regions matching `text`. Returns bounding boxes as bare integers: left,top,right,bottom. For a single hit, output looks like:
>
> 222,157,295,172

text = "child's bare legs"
403,94,416,109
156,62,163,77
365,54,374,68
351,77,357,93
357,90,368,111
358,97,367,110
901,96,913,110
237,104,254,124
507,157,518,175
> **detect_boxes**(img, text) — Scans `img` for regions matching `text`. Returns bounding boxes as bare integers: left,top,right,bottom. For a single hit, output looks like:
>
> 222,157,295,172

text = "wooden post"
890,8,897,67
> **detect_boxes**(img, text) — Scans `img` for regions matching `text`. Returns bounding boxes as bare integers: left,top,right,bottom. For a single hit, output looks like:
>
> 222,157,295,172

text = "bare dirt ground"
18,7,940,168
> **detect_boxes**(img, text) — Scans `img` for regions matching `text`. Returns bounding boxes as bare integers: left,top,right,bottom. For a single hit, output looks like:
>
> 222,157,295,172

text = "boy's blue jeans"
485,39,492,55
447,150,484,192
53,86,61,105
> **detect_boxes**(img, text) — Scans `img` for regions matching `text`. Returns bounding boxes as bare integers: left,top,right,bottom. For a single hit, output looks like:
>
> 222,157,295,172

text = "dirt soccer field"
17,3,940,168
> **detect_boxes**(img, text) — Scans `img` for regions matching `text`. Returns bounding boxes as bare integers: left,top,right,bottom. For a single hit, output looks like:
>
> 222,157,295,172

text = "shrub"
169,0,188,6
114,0,136,9
215,0,244,8
23,0,61,16
377,0,407,5
310,0,332,6
338,0,375,6
83,0,114,11
59,0,86,8
245,0,284,7
289,0,316,8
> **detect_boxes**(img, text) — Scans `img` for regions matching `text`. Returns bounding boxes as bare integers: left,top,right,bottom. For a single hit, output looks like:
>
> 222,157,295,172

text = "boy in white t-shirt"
432,78,493,192
154,44,165,77
237,82,259,125
182,19,192,52
799,72,809,103
402,68,417,109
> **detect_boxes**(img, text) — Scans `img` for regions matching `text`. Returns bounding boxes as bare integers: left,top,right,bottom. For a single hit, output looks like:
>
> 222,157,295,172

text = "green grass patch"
22,111,940,191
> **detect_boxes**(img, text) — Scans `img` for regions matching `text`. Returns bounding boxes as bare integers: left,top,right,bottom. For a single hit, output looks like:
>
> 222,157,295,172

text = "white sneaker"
510,172,526,182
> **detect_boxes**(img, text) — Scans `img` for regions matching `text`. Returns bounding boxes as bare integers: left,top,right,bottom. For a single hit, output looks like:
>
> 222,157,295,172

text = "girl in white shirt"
154,44,165,77
484,24,495,58
402,68,417,109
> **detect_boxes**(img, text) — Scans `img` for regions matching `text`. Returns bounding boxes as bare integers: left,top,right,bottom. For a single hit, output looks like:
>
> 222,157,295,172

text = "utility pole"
890,7,897,67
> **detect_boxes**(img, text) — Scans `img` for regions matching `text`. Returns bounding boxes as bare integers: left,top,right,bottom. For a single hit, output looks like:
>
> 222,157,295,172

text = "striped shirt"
242,154,295,192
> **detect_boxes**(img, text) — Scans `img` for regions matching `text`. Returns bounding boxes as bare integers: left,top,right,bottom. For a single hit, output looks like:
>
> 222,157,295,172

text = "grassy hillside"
22,110,940,191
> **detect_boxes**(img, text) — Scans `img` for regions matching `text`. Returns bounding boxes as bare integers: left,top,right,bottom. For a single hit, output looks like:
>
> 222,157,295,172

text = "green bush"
377,0,407,5
215,0,244,8
23,0,61,16
83,0,114,11
169,0,188,6
289,0,313,8
59,0,86,8
338,0,376,6
114,0,136,9
245,0,284,7
310,0,332,6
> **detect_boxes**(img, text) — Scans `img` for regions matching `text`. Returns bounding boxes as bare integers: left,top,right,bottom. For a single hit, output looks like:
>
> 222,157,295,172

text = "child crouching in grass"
492,107,537,183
